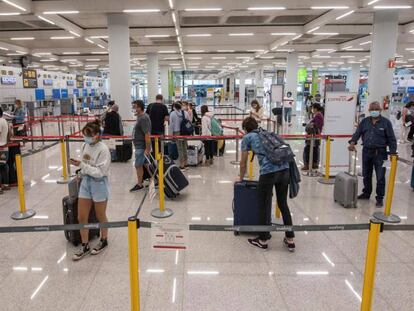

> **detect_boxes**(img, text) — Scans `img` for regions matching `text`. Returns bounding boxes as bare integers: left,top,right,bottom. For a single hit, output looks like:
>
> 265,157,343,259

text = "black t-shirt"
103,111,122,135
146,102,169,134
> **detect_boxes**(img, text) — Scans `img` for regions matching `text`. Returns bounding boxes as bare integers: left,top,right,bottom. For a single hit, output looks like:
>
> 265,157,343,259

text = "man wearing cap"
348,101,397,207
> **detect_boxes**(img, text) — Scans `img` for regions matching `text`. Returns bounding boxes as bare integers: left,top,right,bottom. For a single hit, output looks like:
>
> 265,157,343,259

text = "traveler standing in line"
283,91,294,126
12,100,26,136
250,99,264,123
302,103,324,171
169,102,189,170
200,105,214,166
130,100,151,192
70,119,111,261
348,101,397,207
146,94,169,154
406,102,414,142
238,117,295,251
101,100,115,122
188,102,201,134
0,107,11,194
103,104,123,136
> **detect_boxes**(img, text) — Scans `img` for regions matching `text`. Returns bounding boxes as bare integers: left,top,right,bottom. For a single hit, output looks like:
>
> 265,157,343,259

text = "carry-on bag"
233,180,261,235
187,140,204,166
113,140,133,162
333,150,358,208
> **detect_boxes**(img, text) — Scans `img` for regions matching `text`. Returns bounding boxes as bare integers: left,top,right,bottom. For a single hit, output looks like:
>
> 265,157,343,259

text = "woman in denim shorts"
70,119,111,261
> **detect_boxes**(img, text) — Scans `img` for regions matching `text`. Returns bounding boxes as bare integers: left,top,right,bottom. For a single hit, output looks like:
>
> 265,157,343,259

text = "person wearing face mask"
70,119,111,261
348,101,397,207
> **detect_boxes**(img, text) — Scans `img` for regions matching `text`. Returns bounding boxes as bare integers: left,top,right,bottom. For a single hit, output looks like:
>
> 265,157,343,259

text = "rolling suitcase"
62,196,100,246
187,140,204,166
114,140,132,162
334,151,358,208
233,181,261,235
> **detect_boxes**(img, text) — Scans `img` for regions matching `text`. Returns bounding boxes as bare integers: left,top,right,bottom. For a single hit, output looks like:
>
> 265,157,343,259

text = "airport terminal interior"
1,0,414,310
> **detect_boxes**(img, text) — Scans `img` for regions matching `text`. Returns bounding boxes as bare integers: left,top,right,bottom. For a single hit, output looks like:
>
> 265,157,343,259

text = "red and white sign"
151,223,188,250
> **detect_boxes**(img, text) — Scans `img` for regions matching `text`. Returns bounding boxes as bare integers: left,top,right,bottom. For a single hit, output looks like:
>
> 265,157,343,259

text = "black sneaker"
247,238,268,250
283,238,296,252
375,200,383,207
72,243,90,261
130,184,144,192
357,194,370,200
91,239,108,255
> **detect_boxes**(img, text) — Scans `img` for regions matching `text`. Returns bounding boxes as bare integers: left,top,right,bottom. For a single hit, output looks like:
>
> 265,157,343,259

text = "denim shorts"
134,148,146,167
78,176,109,202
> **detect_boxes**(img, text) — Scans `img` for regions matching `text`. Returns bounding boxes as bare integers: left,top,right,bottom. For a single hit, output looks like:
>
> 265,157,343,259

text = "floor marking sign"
151,223,189,250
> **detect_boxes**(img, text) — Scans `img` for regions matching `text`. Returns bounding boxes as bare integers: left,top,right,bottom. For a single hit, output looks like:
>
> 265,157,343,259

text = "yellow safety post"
360,221,382,311
57,139,69,184
151,138,173,218
373,154,401,223
11,154,36,220
128,217,140,311
275,202,281,219
248,151,254,180
324,136,331,180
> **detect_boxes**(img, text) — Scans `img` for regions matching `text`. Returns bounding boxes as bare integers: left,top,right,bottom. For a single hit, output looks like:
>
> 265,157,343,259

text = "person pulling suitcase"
69,119,111,261
237,116,295,251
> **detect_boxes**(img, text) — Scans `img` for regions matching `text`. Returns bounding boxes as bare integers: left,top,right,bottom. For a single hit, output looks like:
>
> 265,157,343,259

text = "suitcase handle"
348,150,357,176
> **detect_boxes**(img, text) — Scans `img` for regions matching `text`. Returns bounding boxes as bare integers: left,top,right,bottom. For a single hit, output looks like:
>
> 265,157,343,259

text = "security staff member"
348,101,397,207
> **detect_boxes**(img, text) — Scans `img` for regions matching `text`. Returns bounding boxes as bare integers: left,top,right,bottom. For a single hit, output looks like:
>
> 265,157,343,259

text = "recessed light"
145,34,170,38
2,0,26,12
159,50,177,54
123,9,161,13
184,8,222,11
187,57,202,60
43,11,79,14
97,44,105,49
90,36,108,39
50,36,75,40
33,52,51,56
311,6,349,9
85,38,94,44
187,50,205,53
247,7,285,10
340,55,355,58
0,12,20,16
307,26,320,34
186,34,212,37
228,33,254,36
367,0,380,5
212,57,226,59
336,10,355,20
217,50,234,53
313,32,339,36
86,59,100,61
37,15,55,25
10,37,34,40
62,52,80,55
91,51,108,54
374,5,412,9
271,33,296,36
69,31,81,37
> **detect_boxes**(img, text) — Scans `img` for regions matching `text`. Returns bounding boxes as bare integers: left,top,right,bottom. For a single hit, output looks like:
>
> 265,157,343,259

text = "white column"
238,71,246,106
147,52,159,103
229,75,235,102
367,11,398,112
347,63,360,93
223,76,228,100
107,13,131,119
286,53,298,110
255,66,264,105
160,65,169,101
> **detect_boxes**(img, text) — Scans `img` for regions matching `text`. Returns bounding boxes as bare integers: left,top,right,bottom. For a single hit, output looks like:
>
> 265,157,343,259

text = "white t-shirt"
283,96,294,108
201,113,212,136
0,117,9,147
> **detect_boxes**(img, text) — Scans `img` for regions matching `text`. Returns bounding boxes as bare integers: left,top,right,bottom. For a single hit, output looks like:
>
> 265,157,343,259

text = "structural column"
107,13,131,119
347,63,361,93
286,52,298,110
147,52,159,103
367,11,398,111
160,65,169,101
255,66,264,105
238,71,246,106
229,75,235,103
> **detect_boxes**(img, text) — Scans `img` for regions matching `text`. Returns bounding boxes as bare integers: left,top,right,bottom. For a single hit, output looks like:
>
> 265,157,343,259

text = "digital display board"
73,89,80,97
1,76,17,85
61,89,68,99
76,75,84,88
67,80,74,86
43,79,53,86
52,89,61,99
83,89,88,97
35,89,45,101
22,69,38,88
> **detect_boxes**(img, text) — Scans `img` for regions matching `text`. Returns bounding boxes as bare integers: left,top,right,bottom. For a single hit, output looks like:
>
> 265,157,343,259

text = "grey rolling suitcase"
334,151,358,208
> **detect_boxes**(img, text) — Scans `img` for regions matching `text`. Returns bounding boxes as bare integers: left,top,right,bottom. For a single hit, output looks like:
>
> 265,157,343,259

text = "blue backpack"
180,111,194,135
253,128,295,165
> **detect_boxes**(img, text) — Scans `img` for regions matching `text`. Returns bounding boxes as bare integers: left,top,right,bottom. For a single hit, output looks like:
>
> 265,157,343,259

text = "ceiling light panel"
2,0,26,11
184,8,222,11
123,9,160,13
43,11,79,14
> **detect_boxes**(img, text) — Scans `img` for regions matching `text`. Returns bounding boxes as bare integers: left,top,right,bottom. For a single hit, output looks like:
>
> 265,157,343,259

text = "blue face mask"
84,136,94,145
369,110,380,118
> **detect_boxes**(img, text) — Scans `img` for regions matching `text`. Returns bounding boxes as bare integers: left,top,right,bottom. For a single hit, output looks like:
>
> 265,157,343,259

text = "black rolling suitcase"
114,141,133,162
233,181,261,235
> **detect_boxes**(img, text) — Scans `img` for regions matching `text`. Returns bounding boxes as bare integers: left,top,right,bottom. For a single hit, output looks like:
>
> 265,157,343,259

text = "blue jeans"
284,107,292,123
362,148,386,201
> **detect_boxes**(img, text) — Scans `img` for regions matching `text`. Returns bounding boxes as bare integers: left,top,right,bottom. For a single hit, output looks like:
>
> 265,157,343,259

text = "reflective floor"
0,108,413,310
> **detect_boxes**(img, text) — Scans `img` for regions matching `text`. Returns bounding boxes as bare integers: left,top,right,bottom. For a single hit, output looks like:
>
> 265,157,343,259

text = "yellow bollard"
57,139,69,184
324,136,331,180
128,217,140,311
11,154,36,220
248,151,254,180
360,221,382,311
275,202,281,219
373,154,401,223
154,137,159,159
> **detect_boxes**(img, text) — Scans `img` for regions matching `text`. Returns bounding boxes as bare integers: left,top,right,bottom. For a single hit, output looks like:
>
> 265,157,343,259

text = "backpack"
396,110,402,120
210,116,223,136
179,111,194,135
253,128,295,165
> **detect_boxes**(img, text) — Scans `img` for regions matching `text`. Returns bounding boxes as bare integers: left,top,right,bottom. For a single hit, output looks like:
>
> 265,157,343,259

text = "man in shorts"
130,100,151,192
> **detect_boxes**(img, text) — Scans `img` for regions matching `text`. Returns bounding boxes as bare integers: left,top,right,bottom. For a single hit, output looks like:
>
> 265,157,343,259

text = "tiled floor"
0,107,413,310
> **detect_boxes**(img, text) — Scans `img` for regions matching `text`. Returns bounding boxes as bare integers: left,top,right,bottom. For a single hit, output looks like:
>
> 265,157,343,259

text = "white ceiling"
0,0,413,77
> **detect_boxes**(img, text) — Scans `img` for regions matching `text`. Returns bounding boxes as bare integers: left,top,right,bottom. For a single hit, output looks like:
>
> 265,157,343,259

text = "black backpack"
179,111,194,135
